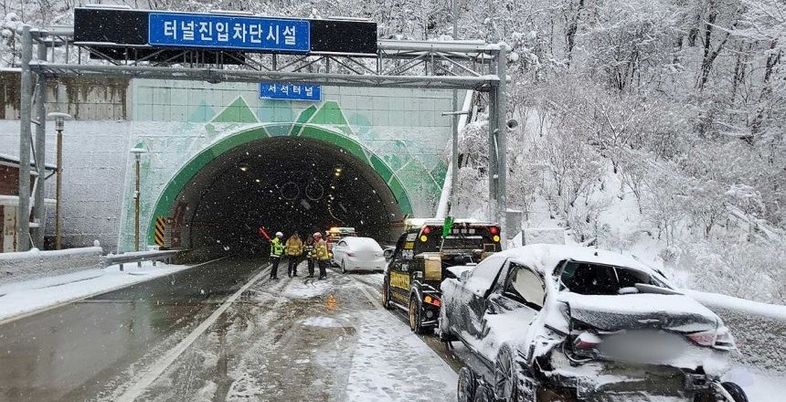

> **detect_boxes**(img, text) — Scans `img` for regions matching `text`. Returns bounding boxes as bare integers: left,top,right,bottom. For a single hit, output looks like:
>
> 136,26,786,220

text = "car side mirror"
383,247,395,261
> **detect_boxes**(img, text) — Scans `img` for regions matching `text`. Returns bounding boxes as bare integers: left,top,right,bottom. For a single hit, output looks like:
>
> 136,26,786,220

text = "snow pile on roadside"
684,289,786,322
725,367,786,402
0,261,190,323
343,309,457,401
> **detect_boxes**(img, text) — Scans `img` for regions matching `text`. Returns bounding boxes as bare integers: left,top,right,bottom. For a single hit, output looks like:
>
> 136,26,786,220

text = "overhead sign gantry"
16,6,508,251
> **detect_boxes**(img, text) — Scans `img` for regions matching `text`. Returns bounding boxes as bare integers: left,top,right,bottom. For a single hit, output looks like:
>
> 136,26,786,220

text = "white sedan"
331,237,385,273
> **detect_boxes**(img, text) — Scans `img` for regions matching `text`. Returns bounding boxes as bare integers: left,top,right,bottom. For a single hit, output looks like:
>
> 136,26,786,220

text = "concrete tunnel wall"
0,74,458,253
119,80,458,253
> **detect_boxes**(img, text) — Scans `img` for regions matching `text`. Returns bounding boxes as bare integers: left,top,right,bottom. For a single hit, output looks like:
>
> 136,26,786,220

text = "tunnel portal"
170,137,404,254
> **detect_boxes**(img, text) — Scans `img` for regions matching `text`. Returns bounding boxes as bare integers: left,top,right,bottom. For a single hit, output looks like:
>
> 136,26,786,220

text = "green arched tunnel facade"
147,123,414,245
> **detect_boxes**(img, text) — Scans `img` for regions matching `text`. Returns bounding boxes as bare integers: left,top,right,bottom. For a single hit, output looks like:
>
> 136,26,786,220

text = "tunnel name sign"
148,13,310,53
260,82,321,101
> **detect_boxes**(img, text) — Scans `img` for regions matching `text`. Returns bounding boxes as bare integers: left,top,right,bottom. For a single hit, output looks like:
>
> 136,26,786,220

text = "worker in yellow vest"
269,232,285,280
313,232,331,280
285,233,304,277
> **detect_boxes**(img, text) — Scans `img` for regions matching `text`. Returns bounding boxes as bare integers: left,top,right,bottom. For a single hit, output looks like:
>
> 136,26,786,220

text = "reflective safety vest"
314,239,330,261
270,237,284,257
285,238,303,256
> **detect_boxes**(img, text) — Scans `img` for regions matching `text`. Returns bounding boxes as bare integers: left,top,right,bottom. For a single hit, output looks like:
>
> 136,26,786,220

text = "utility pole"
48,112,72,250
496,45,508,243
16,25,32,252
130,147,148,252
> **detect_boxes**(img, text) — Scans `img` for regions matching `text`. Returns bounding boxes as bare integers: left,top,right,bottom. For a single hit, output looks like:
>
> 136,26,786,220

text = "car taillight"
689,327,736,350
489,226,499,235
714,326,736,350
573,332,602,350
688,330,717,347
423,295,441,307
423,226,432,234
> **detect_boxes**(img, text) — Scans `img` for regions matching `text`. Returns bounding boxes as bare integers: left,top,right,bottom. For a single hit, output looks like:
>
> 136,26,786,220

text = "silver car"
439,244,747,402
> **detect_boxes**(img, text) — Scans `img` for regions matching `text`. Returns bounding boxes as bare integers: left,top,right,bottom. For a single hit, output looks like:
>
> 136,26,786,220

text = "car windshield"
558,261,664,295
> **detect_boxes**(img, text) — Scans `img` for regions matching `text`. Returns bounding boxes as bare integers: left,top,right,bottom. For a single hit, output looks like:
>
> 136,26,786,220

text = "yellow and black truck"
381,218,501,334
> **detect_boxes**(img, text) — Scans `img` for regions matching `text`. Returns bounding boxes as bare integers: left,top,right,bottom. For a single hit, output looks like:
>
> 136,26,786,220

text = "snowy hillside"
3,0,785,303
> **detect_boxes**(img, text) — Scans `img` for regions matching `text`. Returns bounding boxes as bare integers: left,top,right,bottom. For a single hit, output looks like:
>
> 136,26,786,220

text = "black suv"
381,219,501,333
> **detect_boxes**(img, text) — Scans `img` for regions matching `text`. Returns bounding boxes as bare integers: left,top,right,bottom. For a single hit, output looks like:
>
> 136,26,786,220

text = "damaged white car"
439,244,747,402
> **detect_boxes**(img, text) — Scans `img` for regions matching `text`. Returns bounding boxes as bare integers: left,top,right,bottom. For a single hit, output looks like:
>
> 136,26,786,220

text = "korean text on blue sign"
148,12,310,53
260,82,321,101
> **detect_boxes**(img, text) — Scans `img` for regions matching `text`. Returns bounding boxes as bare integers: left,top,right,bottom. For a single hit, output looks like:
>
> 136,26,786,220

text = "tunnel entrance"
162,135,405,255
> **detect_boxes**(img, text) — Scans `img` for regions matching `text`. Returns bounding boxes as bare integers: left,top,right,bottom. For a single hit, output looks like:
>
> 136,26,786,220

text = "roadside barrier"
0,246,103,286
686,290,786,372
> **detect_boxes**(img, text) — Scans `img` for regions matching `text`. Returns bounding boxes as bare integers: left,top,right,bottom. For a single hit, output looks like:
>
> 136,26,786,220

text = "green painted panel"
290,105,318,135
211,96,258,123
309,101,347,125
369,154,393,182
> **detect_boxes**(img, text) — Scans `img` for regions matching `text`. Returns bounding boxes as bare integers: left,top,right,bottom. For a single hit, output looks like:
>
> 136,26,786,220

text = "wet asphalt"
0,258,266,402
0,258,464,402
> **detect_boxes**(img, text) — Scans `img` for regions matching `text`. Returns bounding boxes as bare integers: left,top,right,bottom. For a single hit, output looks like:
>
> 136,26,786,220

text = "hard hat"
313,232,322,238
275,232,283,237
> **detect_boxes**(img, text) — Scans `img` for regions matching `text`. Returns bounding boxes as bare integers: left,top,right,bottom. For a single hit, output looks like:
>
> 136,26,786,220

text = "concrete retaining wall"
687,290,786,373
0,246,103,286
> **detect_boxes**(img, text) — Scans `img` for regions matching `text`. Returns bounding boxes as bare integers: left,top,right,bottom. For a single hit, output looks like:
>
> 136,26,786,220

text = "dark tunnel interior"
174,137,404,255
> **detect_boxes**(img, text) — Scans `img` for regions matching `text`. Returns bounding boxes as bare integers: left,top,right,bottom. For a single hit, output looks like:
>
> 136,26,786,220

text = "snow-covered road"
0,258,458,401
120,268,458,401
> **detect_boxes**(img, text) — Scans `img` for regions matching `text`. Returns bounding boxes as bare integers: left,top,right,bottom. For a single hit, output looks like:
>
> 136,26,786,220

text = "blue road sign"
148,12,310,53
260,82,321,101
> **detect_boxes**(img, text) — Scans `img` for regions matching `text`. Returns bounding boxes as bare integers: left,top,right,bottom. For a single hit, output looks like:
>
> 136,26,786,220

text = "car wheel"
473,384,493,402
382,279,392,310
457,367,477,402
408,294,425,334
494,345,521,402
341,260,347,274
721,382,748,402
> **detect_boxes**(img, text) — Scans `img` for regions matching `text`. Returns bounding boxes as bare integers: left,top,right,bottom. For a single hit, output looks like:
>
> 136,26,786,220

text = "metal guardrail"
104,250,182,270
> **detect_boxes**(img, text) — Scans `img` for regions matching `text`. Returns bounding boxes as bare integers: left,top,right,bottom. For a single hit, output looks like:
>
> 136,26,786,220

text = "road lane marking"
116,263,271,402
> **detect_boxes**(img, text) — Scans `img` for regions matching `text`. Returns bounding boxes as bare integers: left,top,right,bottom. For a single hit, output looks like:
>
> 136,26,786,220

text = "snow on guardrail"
685,289,786,373
0,246,104,286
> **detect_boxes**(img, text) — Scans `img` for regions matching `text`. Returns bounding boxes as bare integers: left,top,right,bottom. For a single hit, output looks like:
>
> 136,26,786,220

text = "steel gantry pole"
449,0,460,215
16,25,33,252
33,38,48,249
487,83,499,225
496,45,508,244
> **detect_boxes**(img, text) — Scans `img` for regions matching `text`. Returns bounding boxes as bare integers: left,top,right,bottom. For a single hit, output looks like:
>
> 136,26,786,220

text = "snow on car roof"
342,236,382,249
504,244,653,274
463,244,656,296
